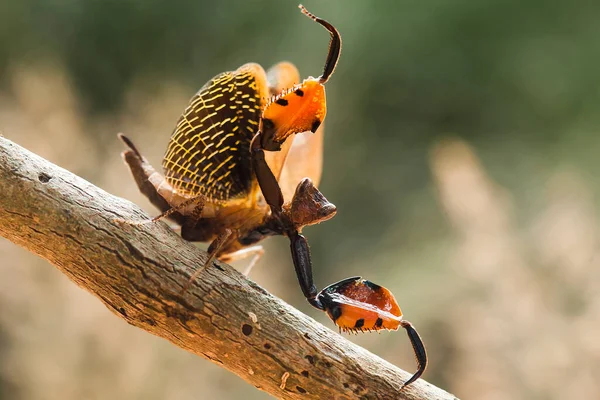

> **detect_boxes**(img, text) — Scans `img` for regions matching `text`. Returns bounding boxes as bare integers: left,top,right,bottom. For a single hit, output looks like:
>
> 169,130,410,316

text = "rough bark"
0,136,458,400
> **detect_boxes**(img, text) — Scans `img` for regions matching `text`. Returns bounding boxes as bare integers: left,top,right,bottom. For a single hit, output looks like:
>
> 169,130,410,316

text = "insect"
118,4,426,388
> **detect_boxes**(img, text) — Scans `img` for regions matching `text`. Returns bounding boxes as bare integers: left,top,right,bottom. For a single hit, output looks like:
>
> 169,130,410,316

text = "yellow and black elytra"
118,4,426,389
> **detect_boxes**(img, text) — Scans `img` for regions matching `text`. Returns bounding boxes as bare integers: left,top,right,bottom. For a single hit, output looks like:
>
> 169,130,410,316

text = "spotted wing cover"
163,64,268,201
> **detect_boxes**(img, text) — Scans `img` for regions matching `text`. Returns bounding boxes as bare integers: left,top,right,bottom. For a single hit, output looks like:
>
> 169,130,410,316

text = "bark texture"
0,136,458,400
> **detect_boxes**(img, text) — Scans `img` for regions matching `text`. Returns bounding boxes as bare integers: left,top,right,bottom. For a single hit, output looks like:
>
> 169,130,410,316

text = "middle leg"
221,245,265,277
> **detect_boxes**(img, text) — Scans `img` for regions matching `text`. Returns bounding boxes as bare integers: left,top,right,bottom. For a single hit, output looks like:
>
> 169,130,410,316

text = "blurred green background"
2,0,600,399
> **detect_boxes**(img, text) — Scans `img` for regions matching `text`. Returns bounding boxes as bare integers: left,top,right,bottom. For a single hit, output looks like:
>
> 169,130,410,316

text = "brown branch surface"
0,137,458,400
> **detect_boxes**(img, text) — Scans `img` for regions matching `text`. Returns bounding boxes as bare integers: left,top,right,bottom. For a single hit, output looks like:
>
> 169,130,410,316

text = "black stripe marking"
354,318,365,329
275,98,289,106
294,88,304,97
375,318,383,328
330,305,342,321
311,119,322,133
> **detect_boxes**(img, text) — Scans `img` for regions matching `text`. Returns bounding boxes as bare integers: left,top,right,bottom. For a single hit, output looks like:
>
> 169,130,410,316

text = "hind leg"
119,133,173,214
119,133,205,228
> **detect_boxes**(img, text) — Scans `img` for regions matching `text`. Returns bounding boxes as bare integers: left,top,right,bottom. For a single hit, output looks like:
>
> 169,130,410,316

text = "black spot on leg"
296,386,307,394
329,305,342,322
275,98,289,106
375,318,383,328
242,324,253,336
354,319,365,329
294,88,304,97
311,119,321,133
38,172,51,183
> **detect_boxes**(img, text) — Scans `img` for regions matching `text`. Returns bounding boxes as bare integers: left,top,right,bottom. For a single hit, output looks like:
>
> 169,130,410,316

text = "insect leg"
289,231,324,310
179,198,208,240
298,5,342,84
119,194,205,226
152,194,205,224
399,320,428,389
119,133,172,214
183,228,233,292
251,132,284,214
119,133,206,227
220,245,265,276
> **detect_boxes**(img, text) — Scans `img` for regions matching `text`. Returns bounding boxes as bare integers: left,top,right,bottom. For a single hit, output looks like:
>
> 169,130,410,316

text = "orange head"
259,5,342,151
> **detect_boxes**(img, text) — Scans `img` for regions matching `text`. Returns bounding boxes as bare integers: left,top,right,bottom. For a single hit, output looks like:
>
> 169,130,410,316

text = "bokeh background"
1,0,600,399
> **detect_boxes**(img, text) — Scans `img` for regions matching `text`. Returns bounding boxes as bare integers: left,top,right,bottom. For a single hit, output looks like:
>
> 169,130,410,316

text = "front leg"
251,132,284,215
289,231,323,310
313,276,428,389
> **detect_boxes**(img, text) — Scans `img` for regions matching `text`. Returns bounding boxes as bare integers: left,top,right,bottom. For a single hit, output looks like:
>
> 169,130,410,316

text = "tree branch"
0,137,457,400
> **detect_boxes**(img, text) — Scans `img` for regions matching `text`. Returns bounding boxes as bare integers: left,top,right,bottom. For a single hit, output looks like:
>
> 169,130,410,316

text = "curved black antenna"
299,4,342,84
400,320,428,389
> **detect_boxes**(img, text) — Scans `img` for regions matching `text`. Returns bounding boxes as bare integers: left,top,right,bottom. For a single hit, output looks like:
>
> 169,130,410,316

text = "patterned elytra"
163,64,267,201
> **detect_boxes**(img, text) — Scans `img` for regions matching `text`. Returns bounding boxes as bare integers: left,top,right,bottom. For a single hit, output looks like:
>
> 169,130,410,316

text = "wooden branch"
0,136,458,400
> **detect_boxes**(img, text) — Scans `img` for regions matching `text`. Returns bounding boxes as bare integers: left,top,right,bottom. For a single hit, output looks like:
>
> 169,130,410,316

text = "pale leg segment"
222,246,265,277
